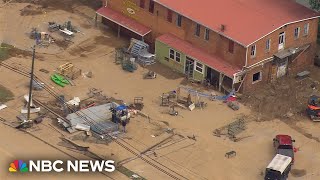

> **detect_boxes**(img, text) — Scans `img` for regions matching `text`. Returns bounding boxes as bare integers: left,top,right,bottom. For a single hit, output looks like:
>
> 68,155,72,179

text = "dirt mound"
54,39,73,50
240,69,320,120
20,4,43,16
6,0,102,12
68,41,96,56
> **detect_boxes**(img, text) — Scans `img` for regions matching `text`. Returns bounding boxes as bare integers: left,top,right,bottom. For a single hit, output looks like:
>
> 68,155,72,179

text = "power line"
0,116,116,180
0,62,187,180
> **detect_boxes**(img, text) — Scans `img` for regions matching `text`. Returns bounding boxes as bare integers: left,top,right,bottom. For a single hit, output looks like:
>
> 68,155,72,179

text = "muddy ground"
241,67,320,120
1,1,320,180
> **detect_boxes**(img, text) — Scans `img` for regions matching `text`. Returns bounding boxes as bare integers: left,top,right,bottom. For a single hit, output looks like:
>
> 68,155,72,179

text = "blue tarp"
116,105,127,111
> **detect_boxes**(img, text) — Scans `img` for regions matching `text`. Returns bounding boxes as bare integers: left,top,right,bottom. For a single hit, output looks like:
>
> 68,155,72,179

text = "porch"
271,44,311,81
155,33,241,93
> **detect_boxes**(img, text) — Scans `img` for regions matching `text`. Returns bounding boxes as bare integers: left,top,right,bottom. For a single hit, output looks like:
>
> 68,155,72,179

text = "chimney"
221,24,225,32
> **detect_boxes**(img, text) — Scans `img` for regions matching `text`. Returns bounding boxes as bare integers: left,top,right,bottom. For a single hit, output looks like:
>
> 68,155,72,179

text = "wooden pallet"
58,62,74,75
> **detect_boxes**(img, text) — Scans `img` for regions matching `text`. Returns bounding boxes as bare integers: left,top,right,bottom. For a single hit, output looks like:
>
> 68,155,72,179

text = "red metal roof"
157,33,240,78
96,7,151,36
156,0,319,46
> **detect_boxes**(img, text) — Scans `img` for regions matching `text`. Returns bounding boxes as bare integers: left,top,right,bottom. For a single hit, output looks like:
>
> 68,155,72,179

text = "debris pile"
20,4,43,16
115,48,138,72
27,20,81,49
21,94,41,114
128,38,155,66
30,28,54,47
213,117,247,141
13,0,102,12
115,38,156,72
159,86,239,115
49,62,83,87
56,62,82,80
240,72,320,120
58,103,119,134
129,97,144,111
144,70,157,79
87,88,108,102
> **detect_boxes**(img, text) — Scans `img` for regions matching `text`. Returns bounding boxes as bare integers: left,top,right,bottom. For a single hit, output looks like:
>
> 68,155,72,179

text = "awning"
274,44,310,59
96,7,152,36
156,33,241,78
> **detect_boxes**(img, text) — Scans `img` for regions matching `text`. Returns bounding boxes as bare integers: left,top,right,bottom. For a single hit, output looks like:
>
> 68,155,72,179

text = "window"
294,27,300,39
279,32,285,44
304,23,309,36
169,49,181,63
250,44,256,57
139,0,145,8
149,0,154,13
177,14,182,27
167,10,172,22
195,62,203,73
266,39,271,51
169,49,175,59
195,24,200,37
175,52,181,62
228,40,234,53
204,28,210,40
252,72,261,83
278,32,285,50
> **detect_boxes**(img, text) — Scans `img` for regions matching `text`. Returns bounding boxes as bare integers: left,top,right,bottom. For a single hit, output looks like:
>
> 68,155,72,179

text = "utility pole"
26,45,36,122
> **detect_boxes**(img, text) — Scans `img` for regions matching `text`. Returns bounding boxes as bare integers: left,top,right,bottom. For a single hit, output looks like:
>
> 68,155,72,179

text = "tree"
309,0,320,11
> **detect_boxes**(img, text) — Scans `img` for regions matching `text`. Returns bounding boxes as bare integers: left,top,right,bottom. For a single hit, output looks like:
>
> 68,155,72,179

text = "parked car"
265,154,292,180
273,135,295,163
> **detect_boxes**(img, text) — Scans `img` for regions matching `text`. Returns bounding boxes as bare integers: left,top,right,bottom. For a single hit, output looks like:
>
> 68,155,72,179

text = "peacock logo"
9,160,29,172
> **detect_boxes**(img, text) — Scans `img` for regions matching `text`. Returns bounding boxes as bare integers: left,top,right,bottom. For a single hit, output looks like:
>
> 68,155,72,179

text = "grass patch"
117,166,146,180
0,43,33,61
0,43,14,61
0,84,14,103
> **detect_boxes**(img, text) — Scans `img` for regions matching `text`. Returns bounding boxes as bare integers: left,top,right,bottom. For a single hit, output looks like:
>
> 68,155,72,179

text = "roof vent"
221,24,225,32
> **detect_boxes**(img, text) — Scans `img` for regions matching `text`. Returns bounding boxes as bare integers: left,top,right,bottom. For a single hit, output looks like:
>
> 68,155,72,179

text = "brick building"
96,0,319,92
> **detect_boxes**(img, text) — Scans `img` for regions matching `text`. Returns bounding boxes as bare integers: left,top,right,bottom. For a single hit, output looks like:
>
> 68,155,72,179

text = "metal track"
0,62,187,180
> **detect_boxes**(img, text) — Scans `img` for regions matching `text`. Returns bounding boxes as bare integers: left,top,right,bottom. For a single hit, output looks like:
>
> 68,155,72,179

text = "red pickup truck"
273,135,295,163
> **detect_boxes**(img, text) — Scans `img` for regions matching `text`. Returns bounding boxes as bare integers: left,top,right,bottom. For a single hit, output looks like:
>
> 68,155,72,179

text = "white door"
276,59,288,78
278,32,285,50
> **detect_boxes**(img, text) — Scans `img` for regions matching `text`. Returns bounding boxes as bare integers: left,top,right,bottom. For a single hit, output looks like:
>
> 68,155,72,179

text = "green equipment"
51,74,69,87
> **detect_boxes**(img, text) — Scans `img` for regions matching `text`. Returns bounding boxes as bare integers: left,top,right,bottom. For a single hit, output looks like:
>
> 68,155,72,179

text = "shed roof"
155,0,319,46
97,7,152,36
